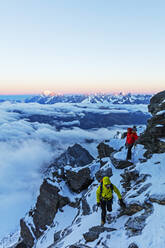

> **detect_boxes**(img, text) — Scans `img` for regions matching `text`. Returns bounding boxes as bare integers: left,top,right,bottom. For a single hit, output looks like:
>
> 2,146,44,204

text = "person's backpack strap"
100,181,114,200
110,183,114,192
100,181,103,200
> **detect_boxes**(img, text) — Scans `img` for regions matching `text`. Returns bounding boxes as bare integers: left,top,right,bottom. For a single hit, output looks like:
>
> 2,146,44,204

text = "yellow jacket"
96,176,122,203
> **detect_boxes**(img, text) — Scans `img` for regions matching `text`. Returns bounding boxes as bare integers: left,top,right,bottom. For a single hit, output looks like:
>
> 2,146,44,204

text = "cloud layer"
0,101,144,239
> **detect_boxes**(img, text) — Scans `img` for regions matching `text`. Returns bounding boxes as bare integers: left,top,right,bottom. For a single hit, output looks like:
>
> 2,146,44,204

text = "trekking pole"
94,204,99,212
132,145,136,164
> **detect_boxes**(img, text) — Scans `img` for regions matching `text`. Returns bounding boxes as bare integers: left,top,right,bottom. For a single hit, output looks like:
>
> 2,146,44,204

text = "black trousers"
126,144,133,160
100,199,113,222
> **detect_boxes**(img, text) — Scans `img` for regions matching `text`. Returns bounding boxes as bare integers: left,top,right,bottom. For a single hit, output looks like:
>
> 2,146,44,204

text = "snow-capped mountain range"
2,90,165,248
2,91,165,248
25,92,152,105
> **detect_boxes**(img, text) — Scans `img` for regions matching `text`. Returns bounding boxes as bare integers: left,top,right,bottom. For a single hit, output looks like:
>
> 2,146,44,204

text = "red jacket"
126,129,138,145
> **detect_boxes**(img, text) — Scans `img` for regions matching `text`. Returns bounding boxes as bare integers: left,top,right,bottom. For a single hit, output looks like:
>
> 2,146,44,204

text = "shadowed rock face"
128,242,139,248
83,226,116,243
95,167,113,182
138,90,165,155
97,142,115,159
66,167,93,193
54,143,94,168
20,179,70,246
149,194,165,205
33,180,69,234
148,90,165,115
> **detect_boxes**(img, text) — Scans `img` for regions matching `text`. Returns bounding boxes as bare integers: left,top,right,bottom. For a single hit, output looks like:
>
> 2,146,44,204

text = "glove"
119,199,126,208
97,202,100,207
125,143,128,148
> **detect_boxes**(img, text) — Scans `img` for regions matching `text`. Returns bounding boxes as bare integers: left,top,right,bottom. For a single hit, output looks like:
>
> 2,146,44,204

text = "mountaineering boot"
107,214,112,224
101,220,105,226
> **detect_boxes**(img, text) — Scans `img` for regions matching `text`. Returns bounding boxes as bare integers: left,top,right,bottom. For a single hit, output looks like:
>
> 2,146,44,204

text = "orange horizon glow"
0,89,161,95
0,79,164,96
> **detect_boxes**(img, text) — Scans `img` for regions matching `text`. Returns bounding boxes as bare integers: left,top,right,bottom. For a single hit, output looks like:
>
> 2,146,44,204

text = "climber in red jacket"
125,127,138,161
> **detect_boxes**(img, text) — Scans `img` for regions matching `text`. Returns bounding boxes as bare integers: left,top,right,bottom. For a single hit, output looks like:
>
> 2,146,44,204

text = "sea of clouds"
0,101,130,239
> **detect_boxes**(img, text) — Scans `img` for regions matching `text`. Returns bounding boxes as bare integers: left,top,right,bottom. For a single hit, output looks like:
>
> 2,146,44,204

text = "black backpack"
100,180,114,200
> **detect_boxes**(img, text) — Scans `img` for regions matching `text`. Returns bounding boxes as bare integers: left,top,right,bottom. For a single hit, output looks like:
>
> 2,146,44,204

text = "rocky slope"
25,93,152,105
138,90,165,155
11,90,165,248
15,136,163,248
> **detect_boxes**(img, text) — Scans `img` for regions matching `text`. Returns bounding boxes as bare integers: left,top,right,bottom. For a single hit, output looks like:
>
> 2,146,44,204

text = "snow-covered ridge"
25,93,152,105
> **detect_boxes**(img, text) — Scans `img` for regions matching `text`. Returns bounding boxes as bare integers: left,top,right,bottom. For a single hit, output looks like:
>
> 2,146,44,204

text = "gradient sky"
0,0,165,94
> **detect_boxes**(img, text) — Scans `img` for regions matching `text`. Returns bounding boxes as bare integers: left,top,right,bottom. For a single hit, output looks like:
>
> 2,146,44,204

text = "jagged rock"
97,142,115,159
83,226,116,243
54,230,61,242
19,219,34,248
120,203,144,216
20,179,70,246
89,226,116,233
128,242,139,248
134,174,150,185
66,167,93,193
138,90,165,154
121,169,139,193
15,241,27,248
82,198,91,215
136,183,151,194
149,194,165,205
68,245,92,248
110,156,133,169
124,201,153,237
54,143,94,168
148,90,165,115
125,215,146,237
123,172,150,195
121,169,139,183
129,183,152,198
83,231,99,242
53,227,73,246
95,167,113,182
33,180,70,236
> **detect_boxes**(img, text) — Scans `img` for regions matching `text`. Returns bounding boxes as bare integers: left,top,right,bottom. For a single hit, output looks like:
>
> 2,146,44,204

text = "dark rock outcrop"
68,245,92,248
149,194,165,205
138,90,165,155
15,241,27,248
124,201,153,237
111,156,133,169
148,90,165,115
95,167,113,182
66,167,93,193
97,142,133,169
97,142,115,159
120,203,143,217
83,226,116,243
33,180,69,237
20,219,34,248
83,231,99,242
128,243,139,248
54,144,94,168
82,198,91,215
120,169,139,192
20,179,70,246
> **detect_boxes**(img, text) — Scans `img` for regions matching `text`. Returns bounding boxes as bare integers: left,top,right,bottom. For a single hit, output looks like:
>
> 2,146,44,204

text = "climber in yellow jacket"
96,176,126,225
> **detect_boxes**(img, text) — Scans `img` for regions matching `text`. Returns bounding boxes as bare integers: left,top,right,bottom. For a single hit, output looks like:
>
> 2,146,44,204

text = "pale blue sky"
0,0,164,94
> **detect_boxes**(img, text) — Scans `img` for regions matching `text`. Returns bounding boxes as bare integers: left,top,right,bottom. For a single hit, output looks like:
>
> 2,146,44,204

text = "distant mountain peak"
41,90,56,97
25,93,152,105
